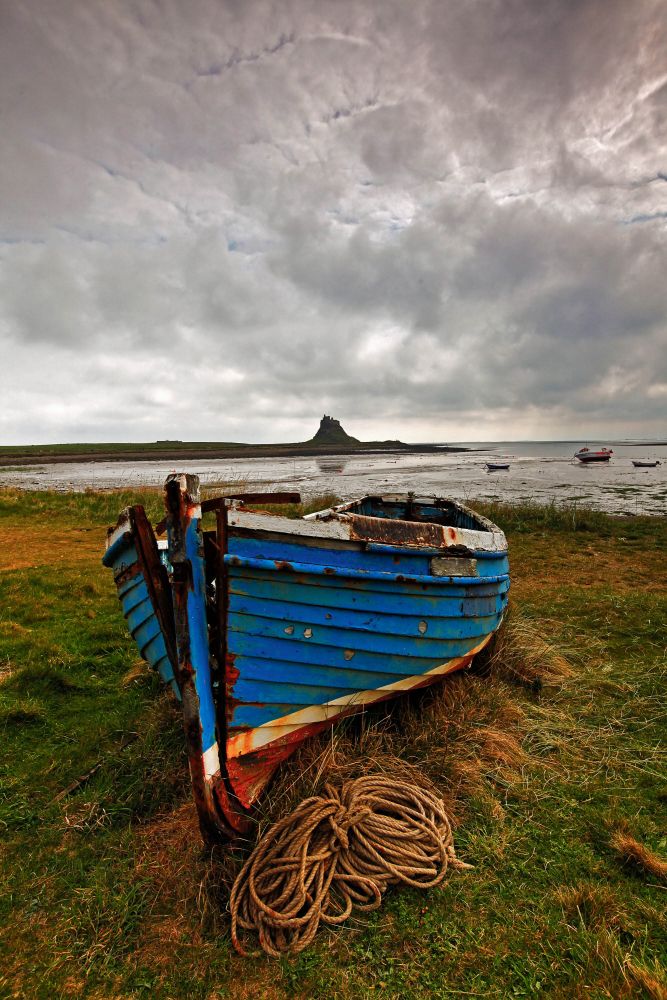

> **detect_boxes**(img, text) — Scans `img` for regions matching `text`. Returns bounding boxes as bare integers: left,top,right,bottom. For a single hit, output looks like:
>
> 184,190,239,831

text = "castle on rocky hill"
309,415,360,446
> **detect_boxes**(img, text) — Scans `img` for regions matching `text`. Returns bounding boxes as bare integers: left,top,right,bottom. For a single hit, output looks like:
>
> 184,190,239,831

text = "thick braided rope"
229,775,471,957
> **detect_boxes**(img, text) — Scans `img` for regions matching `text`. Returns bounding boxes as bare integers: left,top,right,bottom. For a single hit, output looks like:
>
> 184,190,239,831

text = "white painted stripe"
202,741,221,779
226,635,491,758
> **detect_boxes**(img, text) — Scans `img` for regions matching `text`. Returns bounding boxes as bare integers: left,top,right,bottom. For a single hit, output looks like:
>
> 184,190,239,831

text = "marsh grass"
0,489,665,998
475,497,614,534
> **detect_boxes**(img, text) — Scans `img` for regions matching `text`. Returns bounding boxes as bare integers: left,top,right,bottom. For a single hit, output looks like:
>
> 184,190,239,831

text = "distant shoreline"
2,438,664,468
0,442,472,467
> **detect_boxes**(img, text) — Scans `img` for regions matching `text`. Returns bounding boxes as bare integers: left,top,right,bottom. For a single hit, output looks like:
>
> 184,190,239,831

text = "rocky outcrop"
309,415,361,447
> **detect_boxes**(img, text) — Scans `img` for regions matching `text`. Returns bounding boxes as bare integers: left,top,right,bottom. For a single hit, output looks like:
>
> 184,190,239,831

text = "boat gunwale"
228,494,507,554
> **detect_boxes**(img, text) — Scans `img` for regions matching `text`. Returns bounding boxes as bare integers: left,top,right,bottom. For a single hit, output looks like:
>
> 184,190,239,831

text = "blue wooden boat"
103,474,510,843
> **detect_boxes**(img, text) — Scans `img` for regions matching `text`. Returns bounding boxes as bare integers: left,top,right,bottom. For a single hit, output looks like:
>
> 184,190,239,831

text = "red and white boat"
574,447,613,464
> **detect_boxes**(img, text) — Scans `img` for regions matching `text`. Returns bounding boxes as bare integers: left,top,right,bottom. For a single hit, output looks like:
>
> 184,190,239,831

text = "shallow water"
2,441,667,515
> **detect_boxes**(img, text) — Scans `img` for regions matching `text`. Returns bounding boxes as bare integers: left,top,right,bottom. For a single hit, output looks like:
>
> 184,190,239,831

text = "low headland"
0,415,469,466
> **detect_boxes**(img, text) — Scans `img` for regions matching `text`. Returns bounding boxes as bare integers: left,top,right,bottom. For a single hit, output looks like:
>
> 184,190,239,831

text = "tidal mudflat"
2,441,666,515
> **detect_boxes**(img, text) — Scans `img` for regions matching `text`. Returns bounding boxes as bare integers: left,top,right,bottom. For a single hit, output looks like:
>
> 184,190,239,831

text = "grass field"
0,490,665,999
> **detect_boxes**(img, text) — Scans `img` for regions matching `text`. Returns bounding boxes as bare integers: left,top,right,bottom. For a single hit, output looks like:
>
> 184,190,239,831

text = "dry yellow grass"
610,828,667,883
625,960,667,1000
0,524,105,571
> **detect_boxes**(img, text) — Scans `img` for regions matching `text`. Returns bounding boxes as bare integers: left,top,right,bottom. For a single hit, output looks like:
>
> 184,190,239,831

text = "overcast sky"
1,0,666,444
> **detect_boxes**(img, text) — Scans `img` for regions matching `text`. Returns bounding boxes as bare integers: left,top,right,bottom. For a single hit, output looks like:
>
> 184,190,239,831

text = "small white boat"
632,459,660,468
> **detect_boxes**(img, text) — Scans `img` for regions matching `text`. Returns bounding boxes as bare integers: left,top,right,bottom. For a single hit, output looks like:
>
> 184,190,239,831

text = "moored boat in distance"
574,446,613,463
103,476,510,843
486,462,510,471
632,459,661,468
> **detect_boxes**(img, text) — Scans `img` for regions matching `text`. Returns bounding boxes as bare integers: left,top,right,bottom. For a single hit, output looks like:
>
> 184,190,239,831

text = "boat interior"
317,495,493,533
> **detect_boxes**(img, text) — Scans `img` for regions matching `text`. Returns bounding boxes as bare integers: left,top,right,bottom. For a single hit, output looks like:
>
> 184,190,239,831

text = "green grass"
0,491,665,998
0,484,166,526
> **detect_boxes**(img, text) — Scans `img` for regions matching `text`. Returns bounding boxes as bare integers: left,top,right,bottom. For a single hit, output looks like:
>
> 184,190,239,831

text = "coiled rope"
230,775,471,957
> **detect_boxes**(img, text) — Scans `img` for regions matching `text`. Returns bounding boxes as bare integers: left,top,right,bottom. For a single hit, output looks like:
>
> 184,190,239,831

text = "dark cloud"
0,0,665,443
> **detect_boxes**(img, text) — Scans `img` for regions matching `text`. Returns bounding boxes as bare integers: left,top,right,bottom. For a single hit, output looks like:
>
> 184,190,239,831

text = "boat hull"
104,482,510,842
102,506,178,694
574,448,613,463
223,535,509,807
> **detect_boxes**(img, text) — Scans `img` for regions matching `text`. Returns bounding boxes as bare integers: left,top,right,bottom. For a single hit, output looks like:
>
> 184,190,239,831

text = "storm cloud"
1,0,665,443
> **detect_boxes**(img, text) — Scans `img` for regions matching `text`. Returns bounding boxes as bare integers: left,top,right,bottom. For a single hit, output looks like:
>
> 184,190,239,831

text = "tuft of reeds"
610,827,667,882
477,601,573,689
121,661,152,688
556,883,628,931
624,960,667,1000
